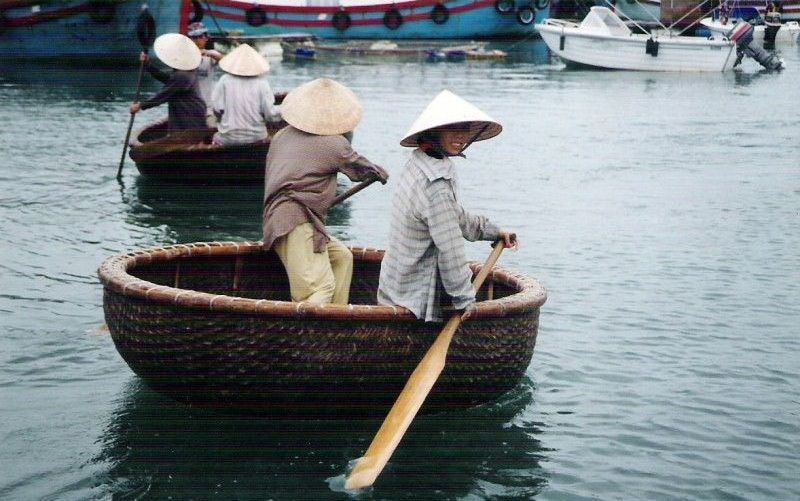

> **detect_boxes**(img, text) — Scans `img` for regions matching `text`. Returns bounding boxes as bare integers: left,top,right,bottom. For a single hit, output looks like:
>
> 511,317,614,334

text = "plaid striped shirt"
377,149,500,322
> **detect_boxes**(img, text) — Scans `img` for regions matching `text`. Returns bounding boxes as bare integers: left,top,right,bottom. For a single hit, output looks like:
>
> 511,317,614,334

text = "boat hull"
536,21,739,72
195,0,549,40
128,118,285,183
99,242,547,417
0,0,180,61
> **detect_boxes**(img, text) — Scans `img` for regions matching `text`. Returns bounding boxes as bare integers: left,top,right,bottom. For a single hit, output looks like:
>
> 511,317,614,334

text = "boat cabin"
579,7,633,37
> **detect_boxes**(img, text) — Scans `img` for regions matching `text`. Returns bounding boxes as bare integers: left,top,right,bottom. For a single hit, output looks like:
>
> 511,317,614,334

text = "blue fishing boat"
0,0,181,61
184,0,550,40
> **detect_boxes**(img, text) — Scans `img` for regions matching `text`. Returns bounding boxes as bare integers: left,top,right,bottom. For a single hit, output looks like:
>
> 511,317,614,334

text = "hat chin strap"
440,122,490,159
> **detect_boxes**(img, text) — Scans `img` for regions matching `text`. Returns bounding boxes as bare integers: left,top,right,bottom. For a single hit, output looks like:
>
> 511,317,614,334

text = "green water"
1,41,799,499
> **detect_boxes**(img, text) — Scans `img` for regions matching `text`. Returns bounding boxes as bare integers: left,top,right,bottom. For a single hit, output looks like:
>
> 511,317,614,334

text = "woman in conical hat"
129,33,206,133
210,43,280,146
377,90,517,323
262,78,389,306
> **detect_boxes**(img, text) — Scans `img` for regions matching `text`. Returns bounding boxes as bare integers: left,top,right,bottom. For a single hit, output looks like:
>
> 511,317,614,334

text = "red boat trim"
3,2,95,28
202,0,497,28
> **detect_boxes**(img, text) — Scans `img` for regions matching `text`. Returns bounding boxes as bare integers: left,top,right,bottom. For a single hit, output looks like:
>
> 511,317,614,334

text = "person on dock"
130,33,206,134
186,21,223,127
377,90,517,322
210,43,281,146
262,78,389,305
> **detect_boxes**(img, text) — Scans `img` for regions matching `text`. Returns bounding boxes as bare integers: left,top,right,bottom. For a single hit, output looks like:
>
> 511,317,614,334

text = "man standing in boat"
129,33,206,134
377,90,517,322
262,78,388,305
186,21,222,127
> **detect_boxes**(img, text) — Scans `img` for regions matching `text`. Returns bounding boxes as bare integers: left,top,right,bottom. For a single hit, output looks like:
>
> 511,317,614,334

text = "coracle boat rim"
98,241,547,321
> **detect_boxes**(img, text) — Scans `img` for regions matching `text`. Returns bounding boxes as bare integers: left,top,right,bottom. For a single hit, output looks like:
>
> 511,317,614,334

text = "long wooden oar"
117,8,156,180
345,238,510,490
331,177,380,207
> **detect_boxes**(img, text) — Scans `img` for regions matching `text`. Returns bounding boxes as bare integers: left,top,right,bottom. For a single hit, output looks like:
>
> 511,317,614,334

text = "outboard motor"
728,21,785,71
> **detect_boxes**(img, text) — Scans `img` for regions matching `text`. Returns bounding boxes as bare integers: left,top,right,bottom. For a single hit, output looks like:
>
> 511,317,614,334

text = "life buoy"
332,10,351,31
534,0,549,10
516,5,535,25
189,0,204,23
494,0,515,14
246,7,267,27
383,8,403,30
430,3,450,24
88,1,116,23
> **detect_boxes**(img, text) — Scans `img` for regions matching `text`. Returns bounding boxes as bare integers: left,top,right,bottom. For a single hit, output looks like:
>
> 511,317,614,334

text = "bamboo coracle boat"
98,241,547,417
128,120,286,183
128,94,287,183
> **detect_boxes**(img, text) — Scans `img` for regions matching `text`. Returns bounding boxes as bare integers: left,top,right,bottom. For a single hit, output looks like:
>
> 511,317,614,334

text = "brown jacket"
262,126,387,252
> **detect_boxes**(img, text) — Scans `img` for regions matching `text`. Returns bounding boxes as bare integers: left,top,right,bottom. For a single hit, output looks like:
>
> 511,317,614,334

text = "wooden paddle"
331,177,381,207
117,7,156,179
345,236,512,490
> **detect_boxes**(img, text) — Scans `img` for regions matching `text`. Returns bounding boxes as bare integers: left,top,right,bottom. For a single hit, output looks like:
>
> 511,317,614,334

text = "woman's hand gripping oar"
117,7,156,180
345,233,517,491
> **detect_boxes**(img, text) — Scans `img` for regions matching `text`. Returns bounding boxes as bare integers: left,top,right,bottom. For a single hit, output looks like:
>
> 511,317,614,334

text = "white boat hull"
700,18,800,47
536,20,739,72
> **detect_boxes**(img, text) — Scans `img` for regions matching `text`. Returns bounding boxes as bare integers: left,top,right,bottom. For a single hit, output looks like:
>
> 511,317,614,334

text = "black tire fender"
516,5,535,25
431,3,450,24
495,0,515,14
246,7,267,26
332,10,351,31
383,8,403,30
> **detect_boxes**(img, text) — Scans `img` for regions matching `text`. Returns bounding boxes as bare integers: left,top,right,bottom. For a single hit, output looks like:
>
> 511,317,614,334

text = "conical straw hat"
153,33,201,71
400,90,502,147
219,43,270,76
280,78,363,136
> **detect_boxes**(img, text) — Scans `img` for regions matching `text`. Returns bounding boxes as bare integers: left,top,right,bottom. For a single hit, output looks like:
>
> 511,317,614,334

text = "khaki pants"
273,223,353,305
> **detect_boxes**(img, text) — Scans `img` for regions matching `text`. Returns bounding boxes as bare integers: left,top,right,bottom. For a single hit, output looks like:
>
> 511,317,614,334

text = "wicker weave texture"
99,241,546,417
105,289,539,417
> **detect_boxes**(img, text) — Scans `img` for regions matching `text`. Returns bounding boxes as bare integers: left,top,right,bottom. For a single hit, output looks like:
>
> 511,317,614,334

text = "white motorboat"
700,17,800,47
535,7,740,71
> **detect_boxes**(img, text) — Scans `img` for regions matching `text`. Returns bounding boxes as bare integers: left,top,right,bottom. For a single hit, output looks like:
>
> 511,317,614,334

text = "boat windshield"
580,7,632,36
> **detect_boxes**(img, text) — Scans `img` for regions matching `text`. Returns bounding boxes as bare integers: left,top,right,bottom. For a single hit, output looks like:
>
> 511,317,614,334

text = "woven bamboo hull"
99,242,547,417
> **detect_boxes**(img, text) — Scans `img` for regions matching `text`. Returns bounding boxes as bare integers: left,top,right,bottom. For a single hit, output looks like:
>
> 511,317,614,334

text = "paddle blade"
345,315,460,490
136,8,157,50
344,240,508,490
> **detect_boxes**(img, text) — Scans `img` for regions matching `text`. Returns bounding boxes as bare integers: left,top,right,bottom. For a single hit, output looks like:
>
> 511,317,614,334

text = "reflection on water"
94,378,548,498
493,38,554,65
0,61,149,102
123,177,353,244
4,38,800,500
